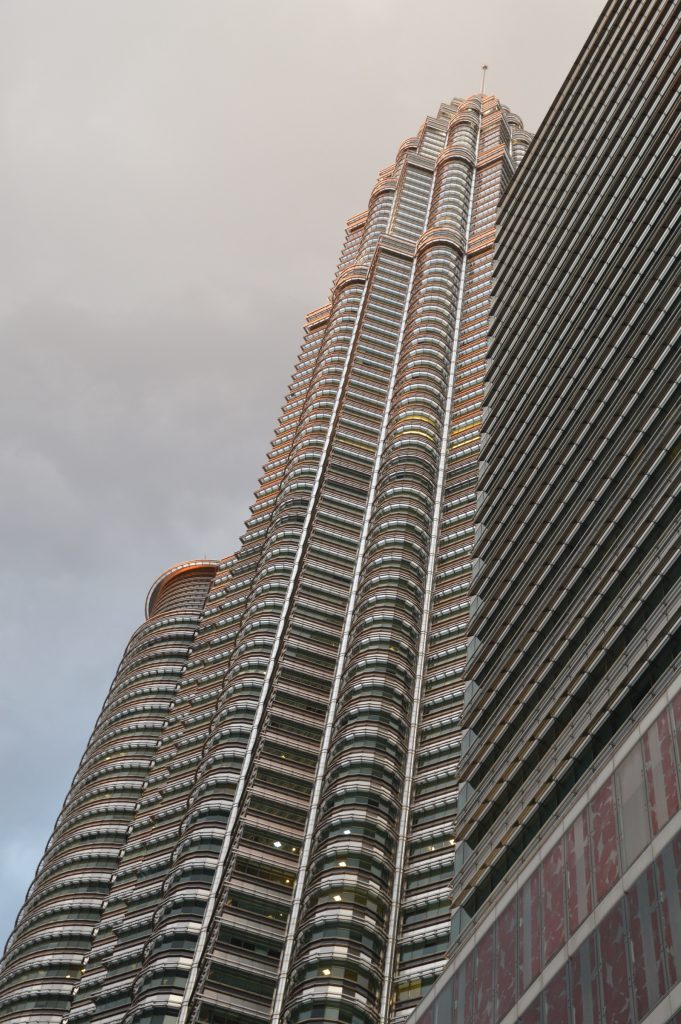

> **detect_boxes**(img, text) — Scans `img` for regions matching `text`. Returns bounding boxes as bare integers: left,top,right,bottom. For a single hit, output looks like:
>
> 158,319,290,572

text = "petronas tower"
0,94,530,1024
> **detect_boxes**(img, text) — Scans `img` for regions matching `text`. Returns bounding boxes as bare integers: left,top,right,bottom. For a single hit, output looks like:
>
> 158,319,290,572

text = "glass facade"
411,679,681,1024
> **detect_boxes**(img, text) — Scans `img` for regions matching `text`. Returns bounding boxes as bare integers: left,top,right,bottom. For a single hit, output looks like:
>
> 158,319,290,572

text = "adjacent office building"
0,96,530,1024
410,0,681,1021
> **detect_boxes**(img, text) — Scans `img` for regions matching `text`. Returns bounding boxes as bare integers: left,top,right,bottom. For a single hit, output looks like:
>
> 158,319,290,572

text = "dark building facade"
0,97,530,1024
410,0,681,1021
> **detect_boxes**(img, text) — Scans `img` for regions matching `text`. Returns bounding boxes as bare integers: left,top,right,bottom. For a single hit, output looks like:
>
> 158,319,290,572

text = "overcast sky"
0,0,606,945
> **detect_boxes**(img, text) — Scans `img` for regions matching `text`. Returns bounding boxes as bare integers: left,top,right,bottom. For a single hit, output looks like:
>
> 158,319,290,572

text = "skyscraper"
0,561,219,1024
0,96,530,1024
409,0,681,1021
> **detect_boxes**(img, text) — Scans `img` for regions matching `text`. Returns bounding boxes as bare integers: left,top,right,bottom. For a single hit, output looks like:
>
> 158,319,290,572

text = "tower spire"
481,63,489,93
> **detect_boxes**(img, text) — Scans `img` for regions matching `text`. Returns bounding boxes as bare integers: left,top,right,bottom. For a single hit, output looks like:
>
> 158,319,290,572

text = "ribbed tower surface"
0,94,529,1024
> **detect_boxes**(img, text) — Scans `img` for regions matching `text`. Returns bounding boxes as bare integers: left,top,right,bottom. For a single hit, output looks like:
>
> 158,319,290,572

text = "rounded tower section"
0,561,218,1024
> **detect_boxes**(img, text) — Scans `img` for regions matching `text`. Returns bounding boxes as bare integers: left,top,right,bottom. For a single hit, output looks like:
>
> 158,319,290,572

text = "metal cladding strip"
186,244,414,1024
88,316,330,1022
175,273,374,1024
270,211,432,1024
187,311,331,676
377,104,482,1024
137,297,349,948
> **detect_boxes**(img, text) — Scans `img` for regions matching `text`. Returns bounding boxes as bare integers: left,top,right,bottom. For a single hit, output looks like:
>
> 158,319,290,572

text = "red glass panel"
566,807,594,934
474,926,494,1024
519,866,541,993
544,963,569,1019
569,934,599,1024
451,966,464,1024
671,691,681,800
495,898,517,1022
591,778,620,901
520,995,543,1024
598,901,633,1024
626,862,667,1019
541,839,566,964
643,709,680,835
456,952,475,1024
617,741,652,869
655,833,681,990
